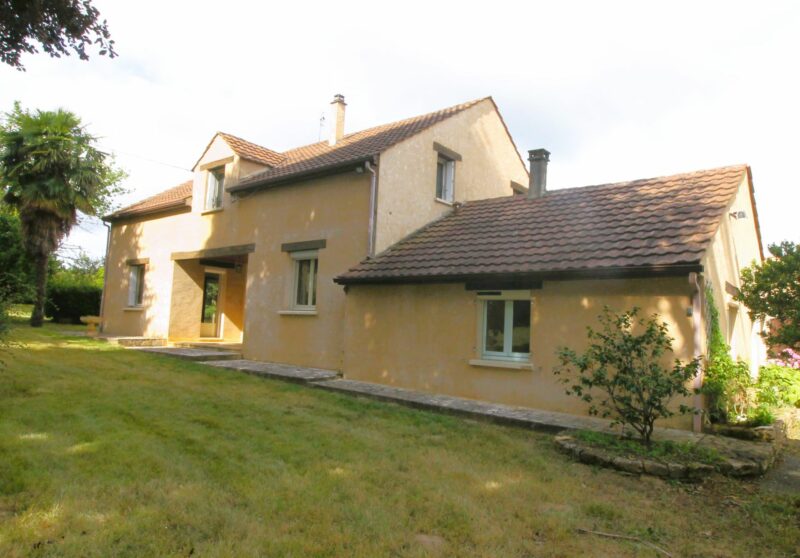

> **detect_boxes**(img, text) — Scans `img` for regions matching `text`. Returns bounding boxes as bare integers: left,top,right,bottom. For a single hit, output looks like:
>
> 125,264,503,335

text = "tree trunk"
30,253,48,327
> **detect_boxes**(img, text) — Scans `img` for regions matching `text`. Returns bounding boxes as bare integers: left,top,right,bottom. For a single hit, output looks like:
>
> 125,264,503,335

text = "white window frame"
477,291,531,362
204,166,225,210
290,250,318,310
435,155,455,203
128,264,145,307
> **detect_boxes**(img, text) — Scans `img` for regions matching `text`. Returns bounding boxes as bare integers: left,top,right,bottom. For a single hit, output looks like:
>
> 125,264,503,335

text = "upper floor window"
128,264,145,307
204,166,225,210
436,155,455,203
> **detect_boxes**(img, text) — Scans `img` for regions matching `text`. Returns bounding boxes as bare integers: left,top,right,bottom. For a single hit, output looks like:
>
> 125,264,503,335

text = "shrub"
555,307,700,446
702,285,756,423
756,364,800,408
745,404,776,427
45,283,101,324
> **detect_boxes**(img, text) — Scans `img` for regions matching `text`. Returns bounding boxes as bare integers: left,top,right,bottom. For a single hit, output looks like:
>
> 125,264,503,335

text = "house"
102,95,765,431
101,96,529,370
335,157,766,430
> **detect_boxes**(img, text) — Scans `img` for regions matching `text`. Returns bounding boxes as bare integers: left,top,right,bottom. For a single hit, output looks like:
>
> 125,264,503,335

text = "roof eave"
228,156,374,195
334,263,705,286
103,200,191,222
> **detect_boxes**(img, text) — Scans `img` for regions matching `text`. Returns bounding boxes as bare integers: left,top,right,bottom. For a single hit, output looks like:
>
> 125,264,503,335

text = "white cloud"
2,0,798,257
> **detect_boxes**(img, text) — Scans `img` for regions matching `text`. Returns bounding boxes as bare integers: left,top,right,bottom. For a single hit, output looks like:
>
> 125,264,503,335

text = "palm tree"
0,103,124,326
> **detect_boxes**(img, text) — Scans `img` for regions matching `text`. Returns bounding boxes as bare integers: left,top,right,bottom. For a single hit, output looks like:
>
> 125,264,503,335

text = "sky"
2,0,799,259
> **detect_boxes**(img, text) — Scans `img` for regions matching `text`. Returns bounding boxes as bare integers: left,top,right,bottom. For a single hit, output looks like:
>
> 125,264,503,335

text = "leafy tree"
736,241,800,361
0,0,116,70
0,103,125,327
52,250,104,288
555,307,700,446
0,208,36,301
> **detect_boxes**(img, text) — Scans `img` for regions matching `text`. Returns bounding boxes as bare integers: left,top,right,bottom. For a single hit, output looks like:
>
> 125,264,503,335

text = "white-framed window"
204,166,225,210
128,264,145,307
478,291,531,361
435,155,455,202
291,250,318,310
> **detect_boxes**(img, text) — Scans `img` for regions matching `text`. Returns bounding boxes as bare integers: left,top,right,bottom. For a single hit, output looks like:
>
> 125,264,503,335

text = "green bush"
555,307,699,446
45,283,101,324
744,404,776,427
702,286,756,423
757,364,800,408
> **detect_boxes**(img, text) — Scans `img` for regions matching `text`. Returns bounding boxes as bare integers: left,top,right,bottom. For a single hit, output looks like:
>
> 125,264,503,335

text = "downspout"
365,157,379,257
99,220,112,333
689,271,704,433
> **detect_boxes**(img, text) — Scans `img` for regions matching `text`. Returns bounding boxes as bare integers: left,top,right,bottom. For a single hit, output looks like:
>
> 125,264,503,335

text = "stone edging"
554,432,778,480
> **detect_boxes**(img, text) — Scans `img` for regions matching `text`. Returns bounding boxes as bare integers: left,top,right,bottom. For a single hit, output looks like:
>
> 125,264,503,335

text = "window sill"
468,358,532,371
278,310,318,316
123,306,144,312
434,197,454,207
201,207,224,215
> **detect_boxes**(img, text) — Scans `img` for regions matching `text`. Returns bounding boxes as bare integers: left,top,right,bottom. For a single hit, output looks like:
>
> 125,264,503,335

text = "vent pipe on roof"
329,94,346,146
527,148,550,198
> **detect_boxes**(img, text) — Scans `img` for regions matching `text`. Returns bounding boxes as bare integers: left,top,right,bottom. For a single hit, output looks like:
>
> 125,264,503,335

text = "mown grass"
1,313,799,557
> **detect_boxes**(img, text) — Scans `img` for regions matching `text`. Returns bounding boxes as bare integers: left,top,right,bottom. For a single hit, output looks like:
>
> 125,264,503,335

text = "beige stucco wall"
342,277,698,430
374,99,528,253
104,106,529,368
701,172,766,372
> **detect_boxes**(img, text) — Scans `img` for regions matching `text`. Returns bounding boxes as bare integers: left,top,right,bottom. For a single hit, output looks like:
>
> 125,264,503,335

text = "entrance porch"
167,244,251,344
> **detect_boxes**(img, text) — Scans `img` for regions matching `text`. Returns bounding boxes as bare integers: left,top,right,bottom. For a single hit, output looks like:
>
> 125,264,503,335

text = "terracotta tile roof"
217,132,284,167
105,180,192,220
229,97,488,192
112,97,490,220
336,165,749,284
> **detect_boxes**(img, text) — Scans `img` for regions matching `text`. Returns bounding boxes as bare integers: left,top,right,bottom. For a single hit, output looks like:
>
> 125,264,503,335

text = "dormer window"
204,166,225,210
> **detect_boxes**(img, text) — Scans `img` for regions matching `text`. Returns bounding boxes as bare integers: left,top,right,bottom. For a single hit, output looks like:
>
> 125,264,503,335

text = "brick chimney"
329,94,346,146
527,148,550,198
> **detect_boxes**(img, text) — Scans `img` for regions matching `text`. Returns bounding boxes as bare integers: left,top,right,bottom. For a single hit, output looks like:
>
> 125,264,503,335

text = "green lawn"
1,315,798,557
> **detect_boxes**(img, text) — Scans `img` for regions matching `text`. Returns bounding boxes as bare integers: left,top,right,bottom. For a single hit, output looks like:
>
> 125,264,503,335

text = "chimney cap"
528,148,550,162
331,94,346,105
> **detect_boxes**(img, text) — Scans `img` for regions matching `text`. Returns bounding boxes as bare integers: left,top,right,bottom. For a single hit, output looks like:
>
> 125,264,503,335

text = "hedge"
45,284,102,324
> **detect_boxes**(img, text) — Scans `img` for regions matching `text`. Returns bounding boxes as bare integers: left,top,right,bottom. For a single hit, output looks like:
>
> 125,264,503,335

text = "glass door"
200,273,221,338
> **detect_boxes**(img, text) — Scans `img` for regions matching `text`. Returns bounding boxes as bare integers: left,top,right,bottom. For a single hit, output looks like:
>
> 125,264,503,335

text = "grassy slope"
0,316,798,557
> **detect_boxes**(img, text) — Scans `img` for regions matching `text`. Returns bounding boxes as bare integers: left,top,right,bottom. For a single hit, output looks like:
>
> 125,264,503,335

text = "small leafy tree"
555,307,700,446
736,241,800,360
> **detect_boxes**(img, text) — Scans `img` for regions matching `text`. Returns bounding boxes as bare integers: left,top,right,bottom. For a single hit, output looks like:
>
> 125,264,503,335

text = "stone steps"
132,347,242,361
103,336,167,347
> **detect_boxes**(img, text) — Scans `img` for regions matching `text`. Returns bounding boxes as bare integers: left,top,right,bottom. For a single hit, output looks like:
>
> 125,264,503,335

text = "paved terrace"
128,348,781,477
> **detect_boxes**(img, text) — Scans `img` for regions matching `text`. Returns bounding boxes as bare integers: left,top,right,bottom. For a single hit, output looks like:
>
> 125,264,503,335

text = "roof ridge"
280,96,491,155
457,164,749,210
231,96,492,193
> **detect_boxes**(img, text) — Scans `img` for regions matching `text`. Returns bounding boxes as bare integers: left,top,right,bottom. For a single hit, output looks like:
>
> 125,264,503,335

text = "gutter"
99,221,112,333
228,156,372,195
365,157,379,257
334,263,705,286
103,198,191,222
689,271,705,433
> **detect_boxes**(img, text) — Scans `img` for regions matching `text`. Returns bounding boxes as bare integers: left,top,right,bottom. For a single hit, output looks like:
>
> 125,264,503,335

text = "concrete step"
203,359,340,383
174,341,244,351
132,347,242,361
103,336,167,347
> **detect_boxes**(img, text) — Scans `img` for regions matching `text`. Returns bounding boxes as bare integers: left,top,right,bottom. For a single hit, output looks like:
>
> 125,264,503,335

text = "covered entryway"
167,244,253,343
